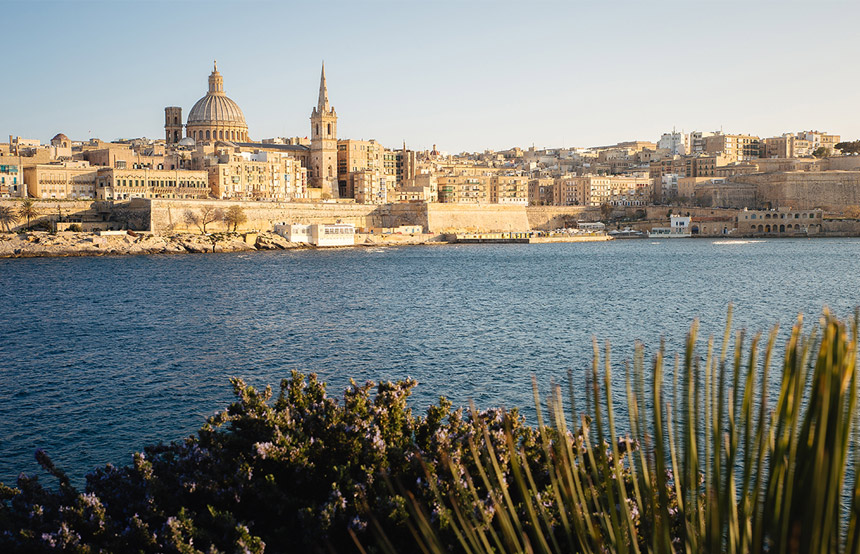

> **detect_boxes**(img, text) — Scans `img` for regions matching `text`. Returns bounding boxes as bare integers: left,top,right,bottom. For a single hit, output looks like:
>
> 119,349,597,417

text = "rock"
255,232,292,250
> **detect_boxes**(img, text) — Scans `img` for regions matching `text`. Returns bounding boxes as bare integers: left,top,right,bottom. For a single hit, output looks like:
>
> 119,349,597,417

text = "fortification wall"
525,206,592,230
734,171,860,211
425,203,530,233
147,199,407,234
0,199,107,232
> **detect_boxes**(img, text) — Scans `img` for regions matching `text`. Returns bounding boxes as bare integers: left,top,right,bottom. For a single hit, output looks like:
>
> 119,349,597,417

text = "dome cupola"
186,61,249,143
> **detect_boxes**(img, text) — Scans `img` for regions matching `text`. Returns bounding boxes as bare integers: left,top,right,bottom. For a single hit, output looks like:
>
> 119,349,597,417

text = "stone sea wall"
150,200,546,234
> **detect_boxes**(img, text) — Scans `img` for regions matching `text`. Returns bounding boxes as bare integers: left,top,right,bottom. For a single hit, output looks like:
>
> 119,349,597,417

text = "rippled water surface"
2,238,860,484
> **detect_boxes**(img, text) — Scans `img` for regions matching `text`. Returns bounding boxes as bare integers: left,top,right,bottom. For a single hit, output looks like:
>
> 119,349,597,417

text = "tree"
0,205,18,231
599,202,614,222
812,146,831,158
835,140,860,155
223,205,247,232
17,198,37,230
184,206,223,234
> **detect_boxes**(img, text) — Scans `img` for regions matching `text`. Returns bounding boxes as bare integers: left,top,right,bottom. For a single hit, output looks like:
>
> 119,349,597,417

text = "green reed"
396,308,860,553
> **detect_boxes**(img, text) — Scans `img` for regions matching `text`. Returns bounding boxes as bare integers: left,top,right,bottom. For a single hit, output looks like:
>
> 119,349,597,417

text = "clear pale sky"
4,0,858,153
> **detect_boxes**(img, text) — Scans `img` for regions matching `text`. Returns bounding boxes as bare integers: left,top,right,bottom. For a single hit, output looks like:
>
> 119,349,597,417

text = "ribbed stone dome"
187,94,246,125
186,63,247,128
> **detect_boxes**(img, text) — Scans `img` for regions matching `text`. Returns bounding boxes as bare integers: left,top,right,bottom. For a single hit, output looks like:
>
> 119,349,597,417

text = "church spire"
318,61,330,112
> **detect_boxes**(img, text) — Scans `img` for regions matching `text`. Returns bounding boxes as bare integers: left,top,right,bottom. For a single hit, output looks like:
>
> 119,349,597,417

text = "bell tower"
310,62,338,198
164,106,182,144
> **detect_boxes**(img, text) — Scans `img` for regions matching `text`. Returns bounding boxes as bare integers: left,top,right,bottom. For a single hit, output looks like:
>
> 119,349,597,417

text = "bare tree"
185,206,223,234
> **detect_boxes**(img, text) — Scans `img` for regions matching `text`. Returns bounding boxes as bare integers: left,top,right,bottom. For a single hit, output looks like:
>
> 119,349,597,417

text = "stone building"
337,139,383,198
489,175,528,205
736,208,823,235
702,133,760,162
437,174,492,204
95,168,210,200
352,169,392,204
207,150,307,201
23,162,98,199
0,154,24,197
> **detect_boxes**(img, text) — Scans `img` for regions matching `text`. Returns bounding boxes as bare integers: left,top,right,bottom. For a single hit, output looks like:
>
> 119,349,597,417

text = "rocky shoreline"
0,231,302,258
0,231,451,258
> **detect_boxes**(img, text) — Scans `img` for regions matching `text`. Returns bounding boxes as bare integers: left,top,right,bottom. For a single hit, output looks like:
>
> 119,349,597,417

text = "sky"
3,0,859,153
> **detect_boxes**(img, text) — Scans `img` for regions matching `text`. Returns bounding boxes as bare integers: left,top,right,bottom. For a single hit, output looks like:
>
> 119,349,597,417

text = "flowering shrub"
0,372,563,552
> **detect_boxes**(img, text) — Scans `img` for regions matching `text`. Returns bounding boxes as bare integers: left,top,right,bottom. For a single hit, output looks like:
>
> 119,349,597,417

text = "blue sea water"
1,238,859,485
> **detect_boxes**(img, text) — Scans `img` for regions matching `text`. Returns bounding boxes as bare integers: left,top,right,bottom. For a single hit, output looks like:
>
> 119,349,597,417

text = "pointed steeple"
318,61,330,112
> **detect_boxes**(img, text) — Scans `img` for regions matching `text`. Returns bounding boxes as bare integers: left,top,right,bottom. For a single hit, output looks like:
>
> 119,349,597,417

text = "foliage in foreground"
1,309,860,553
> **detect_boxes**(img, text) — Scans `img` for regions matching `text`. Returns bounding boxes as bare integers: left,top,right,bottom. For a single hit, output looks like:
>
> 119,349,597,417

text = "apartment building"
437,174,490,203
208,150,306,201
702,133,760,162
337,139,383,198
489,175,528,205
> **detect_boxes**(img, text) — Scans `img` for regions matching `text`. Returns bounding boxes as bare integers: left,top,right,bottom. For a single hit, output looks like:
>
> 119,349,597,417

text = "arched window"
765,224,771,232
327,123,331,136
174,117,178,124
779,224,785,232
206,130,211,140
219,130,224,140
316,125,320,136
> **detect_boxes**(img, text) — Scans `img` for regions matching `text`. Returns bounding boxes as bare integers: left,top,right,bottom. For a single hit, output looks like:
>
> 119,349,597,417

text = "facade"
657,132,689,156
489,175,528,205
310,223,354,246
184,62,249,143
352,169,392,204
702,133,760,162
24,162,97,199
736,208,823,235
528,177,556,205
95,168,209,200
310,63,338,198
396,174,438,203
437,174,490,203
0,155,24,197
558,175,652,207
208,150,307,201
689,131,717,154
337,139,383,198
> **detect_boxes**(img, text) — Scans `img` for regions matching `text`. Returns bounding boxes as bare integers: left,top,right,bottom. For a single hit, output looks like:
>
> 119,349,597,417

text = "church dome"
187,93,246,125
185,62,249,143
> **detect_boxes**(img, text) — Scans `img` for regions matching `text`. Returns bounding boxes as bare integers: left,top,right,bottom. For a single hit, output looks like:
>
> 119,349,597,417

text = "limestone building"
95,168,209,201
